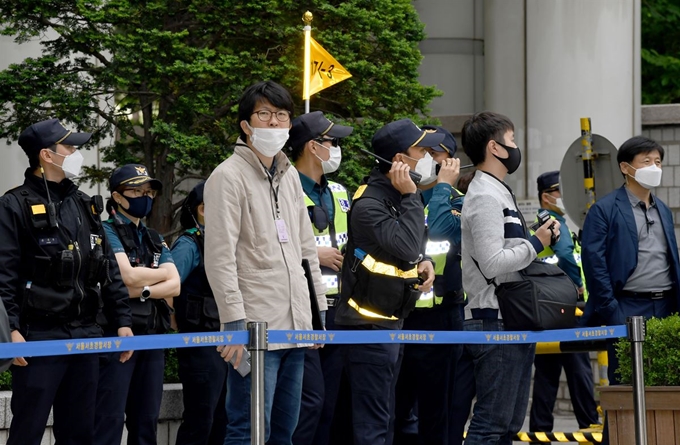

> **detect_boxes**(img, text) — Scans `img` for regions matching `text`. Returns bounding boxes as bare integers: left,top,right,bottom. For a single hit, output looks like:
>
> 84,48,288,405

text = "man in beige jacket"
204,80,327,445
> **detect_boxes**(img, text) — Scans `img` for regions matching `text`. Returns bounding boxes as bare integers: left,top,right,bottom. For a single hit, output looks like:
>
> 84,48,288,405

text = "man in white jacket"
204,80,327,445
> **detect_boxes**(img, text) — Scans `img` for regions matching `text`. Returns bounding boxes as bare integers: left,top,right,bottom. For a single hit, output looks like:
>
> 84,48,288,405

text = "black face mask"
493,141,521,175
124,196,153,218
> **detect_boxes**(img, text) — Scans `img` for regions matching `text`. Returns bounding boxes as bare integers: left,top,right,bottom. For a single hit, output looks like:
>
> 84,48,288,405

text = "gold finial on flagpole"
303,11,313,25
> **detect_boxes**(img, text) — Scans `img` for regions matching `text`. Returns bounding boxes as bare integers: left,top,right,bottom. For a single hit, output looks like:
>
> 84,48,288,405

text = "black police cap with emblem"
422,125,457,157
109,164,162,192
18,118,92,159
371,119,445,161
537,170,560,195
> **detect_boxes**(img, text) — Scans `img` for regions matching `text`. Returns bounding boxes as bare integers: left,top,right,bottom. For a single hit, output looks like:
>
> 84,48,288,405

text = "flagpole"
303,11,313,114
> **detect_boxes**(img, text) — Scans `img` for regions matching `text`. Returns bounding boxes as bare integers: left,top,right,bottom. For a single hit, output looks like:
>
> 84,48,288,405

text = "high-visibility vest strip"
347,298,399,320
356,249,419,279
304,181,349,295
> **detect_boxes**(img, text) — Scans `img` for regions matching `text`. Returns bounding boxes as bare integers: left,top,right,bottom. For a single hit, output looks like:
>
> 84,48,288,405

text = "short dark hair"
290,140,308,162
29,144,57,170
616,136,664,168
237,81,295,141
461,111,514,165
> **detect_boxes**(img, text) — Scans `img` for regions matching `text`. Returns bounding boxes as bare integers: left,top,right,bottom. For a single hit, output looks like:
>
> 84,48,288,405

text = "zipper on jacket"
72,241,85,317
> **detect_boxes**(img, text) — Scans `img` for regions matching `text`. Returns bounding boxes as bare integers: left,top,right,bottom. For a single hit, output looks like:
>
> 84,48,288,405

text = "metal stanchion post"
249,321,268,445
627,316,647,445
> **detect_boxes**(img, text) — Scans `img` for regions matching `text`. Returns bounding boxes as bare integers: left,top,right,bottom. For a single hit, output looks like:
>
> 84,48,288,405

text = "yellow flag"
303,37,352,99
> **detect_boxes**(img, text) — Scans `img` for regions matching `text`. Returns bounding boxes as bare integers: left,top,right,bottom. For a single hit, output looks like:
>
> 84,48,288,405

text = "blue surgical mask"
124,196,153,218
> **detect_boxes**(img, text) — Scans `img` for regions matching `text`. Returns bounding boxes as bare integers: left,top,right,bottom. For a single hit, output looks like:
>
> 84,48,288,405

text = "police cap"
109,164,162,192
287,111,353,150
422,125,457,157
371,119,445,161
537,170,560,195
18,118,92,158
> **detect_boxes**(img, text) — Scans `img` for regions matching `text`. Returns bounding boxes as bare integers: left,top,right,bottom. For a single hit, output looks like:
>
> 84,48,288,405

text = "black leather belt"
620,289,673,300
326,297,339,307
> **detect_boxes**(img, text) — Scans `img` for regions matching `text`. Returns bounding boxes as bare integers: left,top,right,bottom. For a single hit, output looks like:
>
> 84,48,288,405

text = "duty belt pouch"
24,281,74,318
130,299,153,333
185,295,220,331
156,299,172,333
473,258,578,331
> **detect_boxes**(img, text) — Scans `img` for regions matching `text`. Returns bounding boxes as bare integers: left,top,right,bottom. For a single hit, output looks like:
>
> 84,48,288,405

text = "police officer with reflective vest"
529,171,599,440
287,111,354,445
0,119,133,445
394,125,465,445
94,164,181,445
335,119,437,445
171,181,228,445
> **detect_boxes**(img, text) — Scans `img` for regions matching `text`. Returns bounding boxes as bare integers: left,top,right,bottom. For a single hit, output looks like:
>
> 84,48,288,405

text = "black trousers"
529,353,599,432
175,346,229,445
8,354,99,445
294,305,352,445
394,304,463,445
94,349,165,445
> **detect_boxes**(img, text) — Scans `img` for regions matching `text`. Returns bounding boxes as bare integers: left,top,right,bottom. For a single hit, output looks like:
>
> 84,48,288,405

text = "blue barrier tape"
0,325,627,359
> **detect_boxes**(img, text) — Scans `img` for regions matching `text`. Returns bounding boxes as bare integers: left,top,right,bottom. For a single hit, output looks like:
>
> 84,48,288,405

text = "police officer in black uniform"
0,118,133,445
171,181,229,445
335,119,437,445
94,164,180,445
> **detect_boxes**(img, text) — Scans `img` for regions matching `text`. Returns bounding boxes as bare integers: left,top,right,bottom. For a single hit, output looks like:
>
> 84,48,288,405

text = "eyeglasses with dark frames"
122,188,158,199
251,110,291,123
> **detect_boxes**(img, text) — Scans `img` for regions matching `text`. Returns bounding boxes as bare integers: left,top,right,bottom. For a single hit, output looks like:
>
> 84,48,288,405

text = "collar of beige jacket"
234,138,292,179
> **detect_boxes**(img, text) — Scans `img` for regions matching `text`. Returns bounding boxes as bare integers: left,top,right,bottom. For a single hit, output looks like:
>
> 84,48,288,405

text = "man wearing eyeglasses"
287,111,354,445
335,118,437,445
204,81,327,445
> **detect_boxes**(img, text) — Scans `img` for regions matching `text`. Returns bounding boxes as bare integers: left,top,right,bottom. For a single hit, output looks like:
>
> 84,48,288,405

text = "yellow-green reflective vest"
416,188,463,308
303,181,350,295
533,216,588,301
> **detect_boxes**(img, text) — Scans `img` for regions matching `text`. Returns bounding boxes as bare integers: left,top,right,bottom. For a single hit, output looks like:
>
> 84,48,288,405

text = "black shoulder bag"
471,189,578,330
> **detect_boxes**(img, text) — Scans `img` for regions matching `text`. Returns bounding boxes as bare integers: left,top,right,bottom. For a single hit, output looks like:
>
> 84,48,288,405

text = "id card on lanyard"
276,219,289,243
267,167,289,243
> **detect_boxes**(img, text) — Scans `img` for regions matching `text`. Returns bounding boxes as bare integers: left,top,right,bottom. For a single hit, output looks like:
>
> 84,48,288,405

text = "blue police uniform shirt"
423,183,464,245
171,227,203,283
299,172,335,221
104,212,174,265
541,209,583,288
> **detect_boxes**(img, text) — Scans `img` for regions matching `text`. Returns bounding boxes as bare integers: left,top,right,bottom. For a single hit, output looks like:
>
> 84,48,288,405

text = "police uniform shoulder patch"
328,183,346,193
338,198,350,213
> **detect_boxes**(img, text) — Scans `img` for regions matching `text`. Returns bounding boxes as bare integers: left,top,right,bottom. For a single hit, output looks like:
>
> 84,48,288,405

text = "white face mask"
246,122,289,157
52,150,84,179
414,152,437,185
314,142,342,174
546,194,566,214
627,163,663,189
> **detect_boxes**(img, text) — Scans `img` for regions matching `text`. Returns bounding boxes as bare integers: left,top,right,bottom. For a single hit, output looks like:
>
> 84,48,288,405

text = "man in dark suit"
581,135,680,385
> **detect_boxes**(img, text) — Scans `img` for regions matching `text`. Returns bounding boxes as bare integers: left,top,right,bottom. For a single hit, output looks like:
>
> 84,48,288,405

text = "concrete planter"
599,385,680,445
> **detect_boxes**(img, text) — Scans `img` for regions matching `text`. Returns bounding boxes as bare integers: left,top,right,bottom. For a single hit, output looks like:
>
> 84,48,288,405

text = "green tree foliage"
641,0,680,104
0,0,439,232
